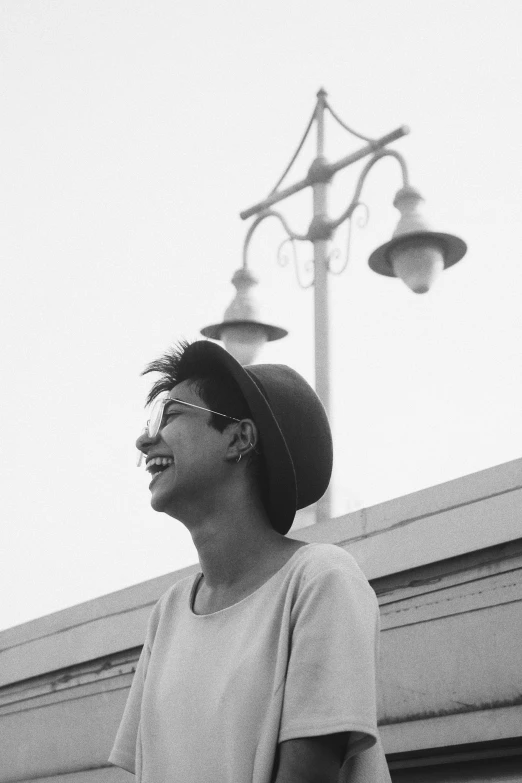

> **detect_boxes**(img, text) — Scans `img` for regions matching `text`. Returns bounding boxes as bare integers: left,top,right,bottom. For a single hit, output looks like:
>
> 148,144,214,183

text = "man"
109,339,391,782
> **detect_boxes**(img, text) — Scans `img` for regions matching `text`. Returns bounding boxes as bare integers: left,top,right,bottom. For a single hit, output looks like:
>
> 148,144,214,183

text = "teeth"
146,456,174,473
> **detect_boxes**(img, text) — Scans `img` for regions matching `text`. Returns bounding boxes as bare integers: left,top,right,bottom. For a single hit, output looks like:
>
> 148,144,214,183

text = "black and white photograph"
1,1,521,781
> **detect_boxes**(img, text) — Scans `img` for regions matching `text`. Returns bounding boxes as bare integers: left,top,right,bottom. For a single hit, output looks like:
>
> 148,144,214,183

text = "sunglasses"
137,397,241,466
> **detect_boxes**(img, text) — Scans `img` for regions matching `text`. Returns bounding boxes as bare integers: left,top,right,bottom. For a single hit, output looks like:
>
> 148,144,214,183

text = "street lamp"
202,88,467,522
201,266,287,366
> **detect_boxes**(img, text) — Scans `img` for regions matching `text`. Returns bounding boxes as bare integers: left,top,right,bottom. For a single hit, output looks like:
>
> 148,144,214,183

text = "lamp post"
202,88,467,524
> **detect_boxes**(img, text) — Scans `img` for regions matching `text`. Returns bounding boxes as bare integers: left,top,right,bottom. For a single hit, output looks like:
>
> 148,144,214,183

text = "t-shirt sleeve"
279,564,380,760
109,641,151,773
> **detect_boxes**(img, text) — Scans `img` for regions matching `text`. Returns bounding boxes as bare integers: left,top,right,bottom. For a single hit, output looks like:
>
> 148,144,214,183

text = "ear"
226,419,259,463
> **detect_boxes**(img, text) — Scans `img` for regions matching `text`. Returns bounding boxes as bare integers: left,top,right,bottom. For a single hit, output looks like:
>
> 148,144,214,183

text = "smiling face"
136,380,238,519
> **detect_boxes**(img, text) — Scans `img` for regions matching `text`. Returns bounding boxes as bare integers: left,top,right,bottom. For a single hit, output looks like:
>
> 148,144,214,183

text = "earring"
235,453,242,464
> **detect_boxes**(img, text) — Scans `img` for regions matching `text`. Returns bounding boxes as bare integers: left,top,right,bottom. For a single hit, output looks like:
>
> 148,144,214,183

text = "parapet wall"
1,458,521,782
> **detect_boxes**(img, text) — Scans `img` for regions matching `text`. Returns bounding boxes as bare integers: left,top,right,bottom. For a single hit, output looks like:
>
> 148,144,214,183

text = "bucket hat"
180,340,333,534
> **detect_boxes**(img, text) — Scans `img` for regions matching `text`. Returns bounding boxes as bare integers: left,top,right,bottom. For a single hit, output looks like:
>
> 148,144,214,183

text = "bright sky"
1,0,521,631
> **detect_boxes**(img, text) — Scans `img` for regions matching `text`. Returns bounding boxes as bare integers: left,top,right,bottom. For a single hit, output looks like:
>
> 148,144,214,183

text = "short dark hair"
142,340,269,511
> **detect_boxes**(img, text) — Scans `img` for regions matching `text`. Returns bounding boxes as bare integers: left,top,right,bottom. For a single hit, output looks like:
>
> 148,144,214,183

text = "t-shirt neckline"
189,543,311,617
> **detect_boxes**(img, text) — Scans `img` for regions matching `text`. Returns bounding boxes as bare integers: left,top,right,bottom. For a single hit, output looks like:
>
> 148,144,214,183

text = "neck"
182,492,286,590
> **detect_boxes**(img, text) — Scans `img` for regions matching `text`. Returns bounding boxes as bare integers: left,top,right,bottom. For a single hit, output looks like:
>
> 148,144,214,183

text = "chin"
150,485,181,517
148,469,178,512
150,491,176,513
150,494,167,512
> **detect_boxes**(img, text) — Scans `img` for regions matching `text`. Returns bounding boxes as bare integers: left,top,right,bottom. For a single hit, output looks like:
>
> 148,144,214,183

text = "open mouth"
146,456,174,485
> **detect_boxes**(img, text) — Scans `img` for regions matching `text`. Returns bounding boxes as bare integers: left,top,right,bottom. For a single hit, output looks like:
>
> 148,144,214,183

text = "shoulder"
287,543,378,615
282,546,380,673
291,542,370,586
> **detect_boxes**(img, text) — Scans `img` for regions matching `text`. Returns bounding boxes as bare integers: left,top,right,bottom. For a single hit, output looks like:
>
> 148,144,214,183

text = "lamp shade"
368,185,467,293
200,267,287,365
220,323,269,366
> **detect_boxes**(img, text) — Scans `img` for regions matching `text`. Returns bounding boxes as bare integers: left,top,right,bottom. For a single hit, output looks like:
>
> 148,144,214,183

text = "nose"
136,427,151,452
135,426,158,466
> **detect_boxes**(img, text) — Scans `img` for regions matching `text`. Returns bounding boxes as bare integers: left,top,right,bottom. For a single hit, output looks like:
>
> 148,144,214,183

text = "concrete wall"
1,458,521,782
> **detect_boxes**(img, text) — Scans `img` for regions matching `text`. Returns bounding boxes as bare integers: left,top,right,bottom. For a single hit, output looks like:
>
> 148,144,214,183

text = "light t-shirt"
109,542,391,783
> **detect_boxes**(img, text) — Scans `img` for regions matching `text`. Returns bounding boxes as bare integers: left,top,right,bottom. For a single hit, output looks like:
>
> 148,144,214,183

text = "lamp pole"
312,88,331,425
202,88,467,525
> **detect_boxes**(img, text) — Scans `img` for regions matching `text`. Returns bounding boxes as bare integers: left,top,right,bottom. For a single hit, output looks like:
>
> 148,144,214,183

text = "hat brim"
181,340,298,534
